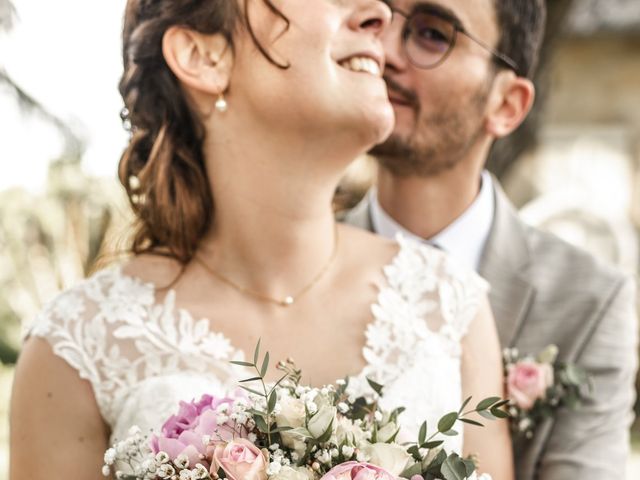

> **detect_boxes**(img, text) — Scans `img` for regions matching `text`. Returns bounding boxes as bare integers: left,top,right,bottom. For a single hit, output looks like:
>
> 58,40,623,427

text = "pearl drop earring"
215,93,228,113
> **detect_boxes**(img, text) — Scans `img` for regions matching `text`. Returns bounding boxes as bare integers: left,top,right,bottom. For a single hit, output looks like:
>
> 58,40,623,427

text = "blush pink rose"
320,462,398,480
150,393,241,467
209,439,268,480
507,360,554,410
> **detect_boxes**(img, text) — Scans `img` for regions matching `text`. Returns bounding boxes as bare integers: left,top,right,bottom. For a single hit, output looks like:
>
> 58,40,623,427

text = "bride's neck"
198,123,358,296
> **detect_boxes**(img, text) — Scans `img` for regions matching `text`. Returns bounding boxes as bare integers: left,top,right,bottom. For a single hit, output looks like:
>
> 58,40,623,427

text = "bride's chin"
358,105,396,147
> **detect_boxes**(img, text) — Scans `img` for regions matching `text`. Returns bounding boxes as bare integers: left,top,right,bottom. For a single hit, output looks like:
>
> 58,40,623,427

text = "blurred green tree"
0,0,130,364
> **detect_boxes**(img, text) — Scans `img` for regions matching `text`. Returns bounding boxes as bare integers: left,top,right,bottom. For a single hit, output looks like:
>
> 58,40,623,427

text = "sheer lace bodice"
28,235,487,453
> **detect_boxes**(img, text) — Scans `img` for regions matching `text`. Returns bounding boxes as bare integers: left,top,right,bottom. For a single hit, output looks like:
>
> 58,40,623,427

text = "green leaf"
254,339,261,365
462,459,476,477
367,377,384,396
407,445,422,461
421,440,443,449
476,397,501,411
425,449,447,472
478,410,496,421
440,455,467,480
261,352,270,378
316,418,335,443
490,406,510,419
230,360,255,367
458,418,484,427
441,429,459,437
437,412,458,433
390,406,406,423
268,390,277,413
418,421,427,445
458,396,472,415
492,399,511,409
254,415,269,433
240,376,263,383
247,408,267,418
240,385,266,397
270,373,289,393
400,462,423,478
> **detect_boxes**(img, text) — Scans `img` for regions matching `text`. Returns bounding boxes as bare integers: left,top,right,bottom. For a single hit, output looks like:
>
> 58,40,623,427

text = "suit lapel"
479,180,535,347
346,183,535,347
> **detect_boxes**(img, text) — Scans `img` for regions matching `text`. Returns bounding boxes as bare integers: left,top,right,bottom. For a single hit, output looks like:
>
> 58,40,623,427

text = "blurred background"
0,0,639,478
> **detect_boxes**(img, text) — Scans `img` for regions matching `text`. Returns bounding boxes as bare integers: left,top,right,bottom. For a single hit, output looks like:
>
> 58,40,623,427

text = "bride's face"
231,0,394,147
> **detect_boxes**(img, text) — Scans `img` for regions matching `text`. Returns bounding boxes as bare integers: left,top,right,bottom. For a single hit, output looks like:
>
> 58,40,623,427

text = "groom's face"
372,0,500,176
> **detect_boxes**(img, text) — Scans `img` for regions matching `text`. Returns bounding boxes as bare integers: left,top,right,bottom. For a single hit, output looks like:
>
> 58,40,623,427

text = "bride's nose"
348,0,393,36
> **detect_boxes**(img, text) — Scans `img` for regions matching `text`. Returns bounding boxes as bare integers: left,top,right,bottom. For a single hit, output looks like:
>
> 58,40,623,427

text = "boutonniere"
503,345,591,439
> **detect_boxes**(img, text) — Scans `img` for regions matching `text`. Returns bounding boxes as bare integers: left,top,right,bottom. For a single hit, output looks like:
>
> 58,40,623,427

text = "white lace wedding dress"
28,235,487,454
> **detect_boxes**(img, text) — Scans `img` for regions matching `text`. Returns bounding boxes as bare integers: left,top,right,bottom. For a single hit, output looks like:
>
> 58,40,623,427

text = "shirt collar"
370,170,495,271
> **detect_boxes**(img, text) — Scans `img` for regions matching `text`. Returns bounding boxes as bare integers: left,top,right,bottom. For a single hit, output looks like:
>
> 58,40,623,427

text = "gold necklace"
195,224,339,307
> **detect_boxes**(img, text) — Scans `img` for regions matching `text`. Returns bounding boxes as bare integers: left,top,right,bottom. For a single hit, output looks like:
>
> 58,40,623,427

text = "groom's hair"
493,0,547,78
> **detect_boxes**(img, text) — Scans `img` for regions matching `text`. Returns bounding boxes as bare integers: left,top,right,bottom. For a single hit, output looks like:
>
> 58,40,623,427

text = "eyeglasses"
391,4,519,73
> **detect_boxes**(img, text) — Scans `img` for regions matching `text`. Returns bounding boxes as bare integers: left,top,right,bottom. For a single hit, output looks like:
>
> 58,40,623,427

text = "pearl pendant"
215,95,228,113
282,296,294,307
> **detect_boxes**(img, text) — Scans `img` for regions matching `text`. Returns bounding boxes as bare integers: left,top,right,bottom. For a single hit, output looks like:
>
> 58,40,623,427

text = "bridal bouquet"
103,342,507,480
504,344,591,439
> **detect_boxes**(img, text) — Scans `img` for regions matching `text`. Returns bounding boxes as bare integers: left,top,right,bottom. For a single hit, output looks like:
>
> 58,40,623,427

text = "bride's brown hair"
118,0,288,265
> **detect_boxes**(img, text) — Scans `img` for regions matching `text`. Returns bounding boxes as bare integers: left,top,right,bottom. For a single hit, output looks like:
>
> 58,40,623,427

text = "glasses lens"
404,12,455,68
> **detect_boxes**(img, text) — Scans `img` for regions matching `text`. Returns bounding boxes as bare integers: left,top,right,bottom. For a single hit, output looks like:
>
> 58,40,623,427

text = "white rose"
271,466,315,480
335,417,367,446
307,406,337,439
363,443,411,477
276,395,306,429
376,422,399,443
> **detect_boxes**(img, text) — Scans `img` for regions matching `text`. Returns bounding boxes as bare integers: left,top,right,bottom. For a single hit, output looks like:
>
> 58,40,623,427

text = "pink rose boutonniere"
503,345,591,438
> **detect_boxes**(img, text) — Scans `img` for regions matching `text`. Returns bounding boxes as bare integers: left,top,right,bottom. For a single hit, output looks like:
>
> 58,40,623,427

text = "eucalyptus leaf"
261,352,270,378
478,410,496,421
254,339,261,365
240,385,266,397
407,445,422,461
230,360,255,367
419,421,427,445
268,390,277,413
400,462,423,478
462,459,476,476
440,455,467,480
490,407,510,419
367,377,384,396
458,418,483,427
475,397,501,411
437,412,458,433
254,415,269,432
458,396,472,415
240,376,263,383
421,440,443,449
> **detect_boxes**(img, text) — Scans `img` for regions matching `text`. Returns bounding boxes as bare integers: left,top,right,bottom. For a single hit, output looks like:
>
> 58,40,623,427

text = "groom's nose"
381,11,410,72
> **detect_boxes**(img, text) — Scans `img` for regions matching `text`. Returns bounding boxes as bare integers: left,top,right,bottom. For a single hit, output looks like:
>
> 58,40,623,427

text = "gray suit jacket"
343,183,638,480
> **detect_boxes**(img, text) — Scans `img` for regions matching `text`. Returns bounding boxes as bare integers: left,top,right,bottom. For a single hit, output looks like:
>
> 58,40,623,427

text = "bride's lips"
336,51,384,78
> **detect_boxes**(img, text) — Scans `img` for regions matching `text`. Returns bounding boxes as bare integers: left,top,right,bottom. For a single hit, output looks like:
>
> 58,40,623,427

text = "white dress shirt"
370,170,495,271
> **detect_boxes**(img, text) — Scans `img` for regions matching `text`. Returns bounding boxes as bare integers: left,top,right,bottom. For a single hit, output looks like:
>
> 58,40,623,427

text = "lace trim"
27,234,486,429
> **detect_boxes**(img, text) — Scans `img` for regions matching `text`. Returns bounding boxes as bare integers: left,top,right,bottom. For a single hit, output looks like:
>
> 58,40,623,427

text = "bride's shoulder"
26,253,177,336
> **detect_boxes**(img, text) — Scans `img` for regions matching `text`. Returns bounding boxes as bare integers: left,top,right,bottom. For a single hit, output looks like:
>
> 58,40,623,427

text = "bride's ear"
162,26,233,105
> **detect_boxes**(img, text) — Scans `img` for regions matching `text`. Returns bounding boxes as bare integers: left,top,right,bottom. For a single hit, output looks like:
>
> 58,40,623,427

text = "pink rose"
507,360,554,410
150,393,240,466
209,439,268,480
320,462,397,480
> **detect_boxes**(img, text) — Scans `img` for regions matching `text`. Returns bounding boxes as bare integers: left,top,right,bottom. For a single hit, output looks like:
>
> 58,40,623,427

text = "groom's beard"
371,75,491,178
